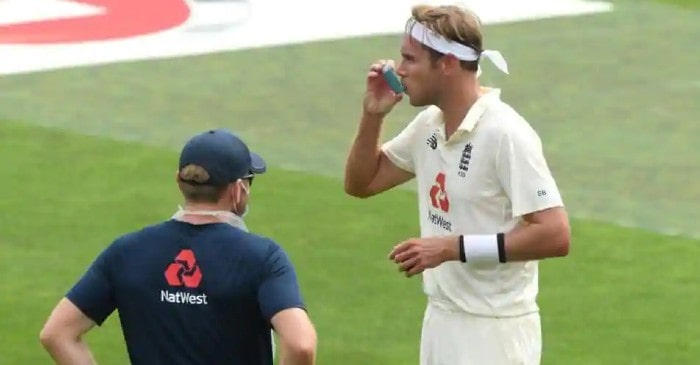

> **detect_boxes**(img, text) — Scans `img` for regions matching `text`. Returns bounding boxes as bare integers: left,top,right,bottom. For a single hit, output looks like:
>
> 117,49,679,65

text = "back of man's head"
176,129,266,205
177,164,225,203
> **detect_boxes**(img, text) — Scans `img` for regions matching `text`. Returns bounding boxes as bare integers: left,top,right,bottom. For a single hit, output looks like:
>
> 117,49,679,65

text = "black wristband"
458,235,467,262
496,233,506,263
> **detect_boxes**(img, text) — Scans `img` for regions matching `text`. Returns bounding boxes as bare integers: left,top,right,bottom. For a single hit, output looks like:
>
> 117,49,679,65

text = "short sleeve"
380,108,433,173
65,244,118,326
496,124,564,218
257,245,305,322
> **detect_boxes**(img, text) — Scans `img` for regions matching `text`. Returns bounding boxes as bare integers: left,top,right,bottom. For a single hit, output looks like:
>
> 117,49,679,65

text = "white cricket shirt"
381,88,564,317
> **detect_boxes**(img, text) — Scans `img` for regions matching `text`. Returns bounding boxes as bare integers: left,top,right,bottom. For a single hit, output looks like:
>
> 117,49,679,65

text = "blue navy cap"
178,129,266,186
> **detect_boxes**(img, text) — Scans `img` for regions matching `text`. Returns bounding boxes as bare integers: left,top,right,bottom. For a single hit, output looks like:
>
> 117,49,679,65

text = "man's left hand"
388,236,459,277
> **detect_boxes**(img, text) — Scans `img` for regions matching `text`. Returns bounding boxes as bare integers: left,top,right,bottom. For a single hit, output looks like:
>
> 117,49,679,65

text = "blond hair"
177,164,227,203
406,4,483,71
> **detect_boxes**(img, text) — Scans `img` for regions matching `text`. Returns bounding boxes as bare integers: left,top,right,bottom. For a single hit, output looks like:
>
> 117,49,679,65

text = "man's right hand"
362,59,403,117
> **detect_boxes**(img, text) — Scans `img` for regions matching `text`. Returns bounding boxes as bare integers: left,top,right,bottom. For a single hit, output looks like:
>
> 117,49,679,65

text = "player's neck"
183,201,230,212
179,201,235,224
438,78,482,139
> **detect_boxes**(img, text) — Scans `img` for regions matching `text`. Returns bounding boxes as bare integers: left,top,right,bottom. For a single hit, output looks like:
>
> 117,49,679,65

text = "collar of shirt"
427,87,502,142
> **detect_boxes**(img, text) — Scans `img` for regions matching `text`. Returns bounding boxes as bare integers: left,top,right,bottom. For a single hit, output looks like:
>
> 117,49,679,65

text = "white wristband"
459,233,506,263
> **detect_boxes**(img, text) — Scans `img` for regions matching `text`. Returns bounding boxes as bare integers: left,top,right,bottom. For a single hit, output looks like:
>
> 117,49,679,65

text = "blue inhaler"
381,64,405,94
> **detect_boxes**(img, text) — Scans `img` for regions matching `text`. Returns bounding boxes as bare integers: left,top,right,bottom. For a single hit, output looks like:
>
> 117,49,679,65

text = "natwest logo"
429,172,449,212
162,249,208,305
427,172,452,231
160,290,208,305
165,249,203,288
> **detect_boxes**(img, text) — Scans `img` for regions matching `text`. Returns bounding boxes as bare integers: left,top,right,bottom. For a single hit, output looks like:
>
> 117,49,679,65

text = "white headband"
409,21,509,75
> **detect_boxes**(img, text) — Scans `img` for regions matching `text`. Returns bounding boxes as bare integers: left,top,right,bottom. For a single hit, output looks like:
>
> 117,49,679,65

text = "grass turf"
2,0,700,363
1,120,698,364
1,0,699,239
651,0,700,8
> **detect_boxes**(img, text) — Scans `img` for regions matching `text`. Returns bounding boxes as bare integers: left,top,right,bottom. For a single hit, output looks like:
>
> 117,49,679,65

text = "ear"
442,54,461,74
229,181,239,200
232,180,244,199
174,170,180,182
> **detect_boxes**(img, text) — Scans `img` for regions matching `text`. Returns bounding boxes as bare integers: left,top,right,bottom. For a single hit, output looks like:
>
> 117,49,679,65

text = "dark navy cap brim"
250,152,266,174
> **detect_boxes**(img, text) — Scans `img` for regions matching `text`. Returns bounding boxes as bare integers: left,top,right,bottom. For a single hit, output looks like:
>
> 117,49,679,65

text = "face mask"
171,207,248,232
237,182,250,218
171,180,251,231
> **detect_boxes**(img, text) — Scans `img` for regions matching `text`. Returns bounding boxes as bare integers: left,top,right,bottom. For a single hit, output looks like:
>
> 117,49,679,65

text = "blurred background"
1,0,698,364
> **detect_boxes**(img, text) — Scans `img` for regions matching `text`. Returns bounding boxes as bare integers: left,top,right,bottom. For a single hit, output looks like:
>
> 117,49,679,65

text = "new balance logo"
426,132,438,150
165,249,203,288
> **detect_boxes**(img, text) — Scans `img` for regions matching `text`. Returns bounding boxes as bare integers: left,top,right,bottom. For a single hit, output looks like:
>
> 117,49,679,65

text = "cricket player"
344,5,571,365
40,129,317,365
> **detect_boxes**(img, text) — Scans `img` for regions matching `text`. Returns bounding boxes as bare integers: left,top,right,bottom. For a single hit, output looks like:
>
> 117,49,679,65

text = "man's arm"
500,206,570,261
258,244,316,365
270,308,317,365
40,299,99,365
391,207,569,275
490,121,571,260
40,246,117,364
344,113,415,198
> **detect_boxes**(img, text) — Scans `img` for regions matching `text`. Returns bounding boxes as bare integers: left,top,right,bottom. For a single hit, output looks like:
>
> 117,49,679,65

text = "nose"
396,65,407,78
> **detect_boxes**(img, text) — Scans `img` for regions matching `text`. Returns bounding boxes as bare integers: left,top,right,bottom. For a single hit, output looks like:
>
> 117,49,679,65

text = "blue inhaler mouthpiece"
381,64,405,94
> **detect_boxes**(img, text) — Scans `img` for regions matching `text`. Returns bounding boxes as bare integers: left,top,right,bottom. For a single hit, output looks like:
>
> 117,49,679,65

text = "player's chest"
415,130,499,201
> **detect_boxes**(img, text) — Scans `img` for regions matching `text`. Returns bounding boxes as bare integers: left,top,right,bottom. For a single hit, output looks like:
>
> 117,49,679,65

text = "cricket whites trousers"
420,299,542,365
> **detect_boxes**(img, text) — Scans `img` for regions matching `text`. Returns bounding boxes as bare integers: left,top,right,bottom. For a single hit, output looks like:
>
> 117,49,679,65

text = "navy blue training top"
65,220,305,365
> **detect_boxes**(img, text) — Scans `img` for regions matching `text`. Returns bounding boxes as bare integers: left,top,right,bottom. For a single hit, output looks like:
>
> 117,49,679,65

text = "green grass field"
1,0,699,364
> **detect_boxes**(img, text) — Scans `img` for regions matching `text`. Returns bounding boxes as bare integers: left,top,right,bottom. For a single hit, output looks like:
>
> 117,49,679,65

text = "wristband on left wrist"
458,233,506,263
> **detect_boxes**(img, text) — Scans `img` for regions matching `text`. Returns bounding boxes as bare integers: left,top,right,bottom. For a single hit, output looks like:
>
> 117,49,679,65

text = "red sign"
429,172,449,213
0,0,190,44
165,249,203,288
